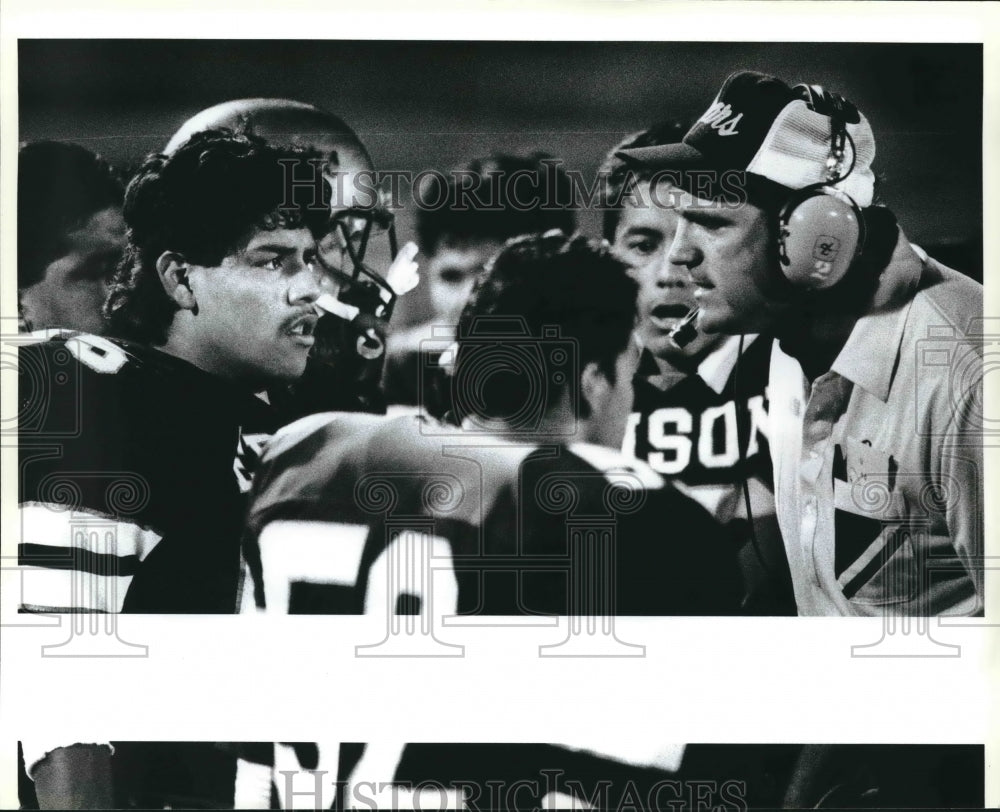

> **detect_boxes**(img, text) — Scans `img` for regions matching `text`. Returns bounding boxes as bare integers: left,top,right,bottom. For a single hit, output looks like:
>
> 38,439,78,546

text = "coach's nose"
665,219,700,270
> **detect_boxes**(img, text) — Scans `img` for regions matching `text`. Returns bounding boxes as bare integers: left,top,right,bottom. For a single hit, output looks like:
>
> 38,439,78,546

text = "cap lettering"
698,102,742,137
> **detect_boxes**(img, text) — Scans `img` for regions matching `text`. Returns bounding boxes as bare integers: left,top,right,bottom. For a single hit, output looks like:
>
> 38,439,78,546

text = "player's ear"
580,360,611,419
156,251,197,311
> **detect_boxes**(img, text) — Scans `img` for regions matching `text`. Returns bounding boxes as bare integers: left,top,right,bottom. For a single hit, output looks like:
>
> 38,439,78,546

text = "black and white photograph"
10,39,987,618
1,2,996,810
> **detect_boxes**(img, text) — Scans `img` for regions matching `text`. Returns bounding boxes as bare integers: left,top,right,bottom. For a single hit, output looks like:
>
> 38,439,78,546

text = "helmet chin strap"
315,293,360,322
315,238,421,362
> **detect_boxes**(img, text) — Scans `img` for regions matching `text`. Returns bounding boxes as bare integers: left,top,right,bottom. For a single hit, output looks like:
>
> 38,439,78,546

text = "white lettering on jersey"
256,520,460,623
621,412,640,460
365,530,459,622
632,395,768,474
745,394,769,457
699,401,739,468
258,520,369,613
647,407,693,475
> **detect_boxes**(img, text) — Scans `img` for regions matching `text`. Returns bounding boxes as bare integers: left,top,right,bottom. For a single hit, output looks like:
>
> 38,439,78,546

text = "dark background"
19,40,983,322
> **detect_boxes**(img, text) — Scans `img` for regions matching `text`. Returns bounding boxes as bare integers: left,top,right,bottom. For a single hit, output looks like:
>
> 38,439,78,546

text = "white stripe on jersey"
20,503,161,559
18,567,134,614
19,504,162,613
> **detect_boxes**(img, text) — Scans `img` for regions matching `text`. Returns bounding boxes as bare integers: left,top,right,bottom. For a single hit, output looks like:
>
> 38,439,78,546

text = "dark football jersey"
625,336,796,614
18,331,279,613
244,412,741,616
625,335,773,517
111,742,239,810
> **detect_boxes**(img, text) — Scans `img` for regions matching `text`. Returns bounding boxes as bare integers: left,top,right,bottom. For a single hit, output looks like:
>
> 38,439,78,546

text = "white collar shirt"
768,234,984,616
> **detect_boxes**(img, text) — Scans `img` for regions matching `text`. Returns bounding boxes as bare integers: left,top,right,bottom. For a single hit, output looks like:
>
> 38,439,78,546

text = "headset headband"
793,84,859,187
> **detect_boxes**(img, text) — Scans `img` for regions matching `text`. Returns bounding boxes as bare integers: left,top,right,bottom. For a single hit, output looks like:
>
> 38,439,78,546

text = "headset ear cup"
777,186,863,291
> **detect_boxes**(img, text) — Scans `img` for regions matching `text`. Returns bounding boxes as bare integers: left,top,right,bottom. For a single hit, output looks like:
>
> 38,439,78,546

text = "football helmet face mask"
321,202,400,322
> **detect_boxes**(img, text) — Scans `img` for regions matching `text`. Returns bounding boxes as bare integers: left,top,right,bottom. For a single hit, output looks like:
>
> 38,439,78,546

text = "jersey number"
256,520,458,616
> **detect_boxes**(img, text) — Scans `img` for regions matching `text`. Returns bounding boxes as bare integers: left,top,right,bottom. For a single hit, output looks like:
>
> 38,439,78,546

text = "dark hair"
104,129,333,345
453,232,637,424
17,141,125,289
415,153,576,255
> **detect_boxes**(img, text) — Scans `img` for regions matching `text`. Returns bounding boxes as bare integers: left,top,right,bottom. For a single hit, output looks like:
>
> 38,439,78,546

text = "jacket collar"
830,229,924,402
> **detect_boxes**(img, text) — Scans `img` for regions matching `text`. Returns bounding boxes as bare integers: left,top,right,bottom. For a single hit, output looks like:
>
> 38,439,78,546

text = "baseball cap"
616,71,876,207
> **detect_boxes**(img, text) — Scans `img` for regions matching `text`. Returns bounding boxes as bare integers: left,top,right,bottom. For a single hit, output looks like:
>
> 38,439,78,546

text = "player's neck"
160,331,221,378
159,327,259,390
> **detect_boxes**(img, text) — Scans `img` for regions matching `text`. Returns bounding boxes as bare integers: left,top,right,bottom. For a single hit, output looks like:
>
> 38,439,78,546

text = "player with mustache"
17,120,400,807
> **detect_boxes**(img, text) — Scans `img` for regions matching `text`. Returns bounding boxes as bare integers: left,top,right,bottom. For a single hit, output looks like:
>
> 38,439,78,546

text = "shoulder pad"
263,412,354,462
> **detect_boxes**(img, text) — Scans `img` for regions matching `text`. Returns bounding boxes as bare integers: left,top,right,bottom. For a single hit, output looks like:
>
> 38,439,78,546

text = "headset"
775,83,866,293
670,82,867,354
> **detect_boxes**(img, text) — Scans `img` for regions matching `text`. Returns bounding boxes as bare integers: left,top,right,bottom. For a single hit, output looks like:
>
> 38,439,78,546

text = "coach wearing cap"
617,70,983,617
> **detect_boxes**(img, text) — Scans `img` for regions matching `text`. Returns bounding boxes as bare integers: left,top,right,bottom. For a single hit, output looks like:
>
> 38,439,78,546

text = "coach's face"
186,226,322,386
662,184,782,335
613,180,724,363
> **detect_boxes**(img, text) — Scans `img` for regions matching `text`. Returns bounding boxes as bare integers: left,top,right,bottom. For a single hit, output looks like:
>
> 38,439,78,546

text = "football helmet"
166,98,414,416
166,98,402,320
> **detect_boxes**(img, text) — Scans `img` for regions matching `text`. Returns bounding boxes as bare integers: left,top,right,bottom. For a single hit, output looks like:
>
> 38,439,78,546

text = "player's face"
427,238,505,325
20,207,125,335
187,227,322,386
588,340,641,449
613,181,724,363
660,184,783,335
